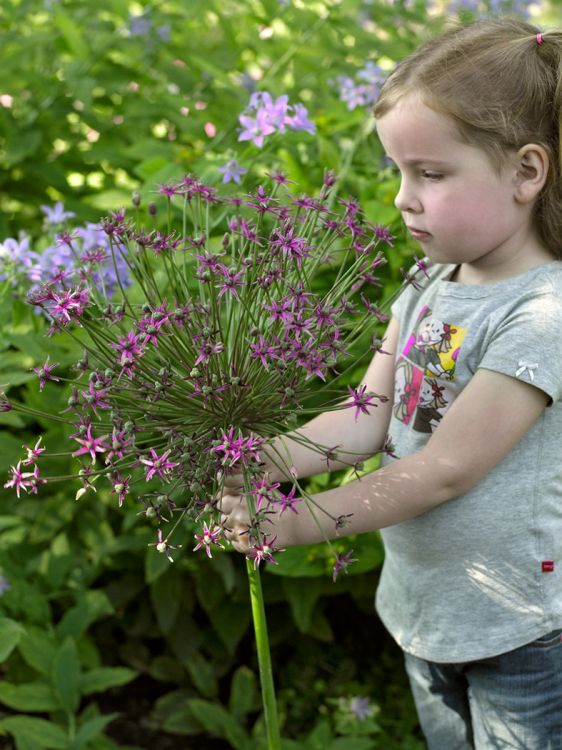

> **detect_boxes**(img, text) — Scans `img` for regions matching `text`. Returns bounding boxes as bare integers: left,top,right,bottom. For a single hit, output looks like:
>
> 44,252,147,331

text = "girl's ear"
513,144,549,204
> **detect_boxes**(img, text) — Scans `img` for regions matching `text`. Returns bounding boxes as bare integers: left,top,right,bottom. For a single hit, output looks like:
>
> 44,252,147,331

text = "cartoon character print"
394,306,466,433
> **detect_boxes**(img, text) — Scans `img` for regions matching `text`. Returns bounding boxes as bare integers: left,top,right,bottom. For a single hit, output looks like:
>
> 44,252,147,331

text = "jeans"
404,629,562,750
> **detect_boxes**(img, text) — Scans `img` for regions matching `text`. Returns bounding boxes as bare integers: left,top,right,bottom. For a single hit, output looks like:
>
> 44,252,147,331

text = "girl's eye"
421,171,443,181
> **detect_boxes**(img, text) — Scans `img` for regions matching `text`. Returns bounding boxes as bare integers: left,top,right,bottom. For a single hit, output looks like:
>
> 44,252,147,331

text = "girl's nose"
394,180,422,213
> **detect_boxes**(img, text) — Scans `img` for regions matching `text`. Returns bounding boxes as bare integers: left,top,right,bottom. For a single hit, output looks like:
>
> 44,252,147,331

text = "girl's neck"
451,240,556,285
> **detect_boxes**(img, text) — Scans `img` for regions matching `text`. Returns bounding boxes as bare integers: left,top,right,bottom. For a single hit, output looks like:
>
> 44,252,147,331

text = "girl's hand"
220,493,252,553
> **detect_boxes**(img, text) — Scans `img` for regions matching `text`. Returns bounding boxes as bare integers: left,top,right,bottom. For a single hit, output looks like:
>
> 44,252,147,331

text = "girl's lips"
408,228,432,240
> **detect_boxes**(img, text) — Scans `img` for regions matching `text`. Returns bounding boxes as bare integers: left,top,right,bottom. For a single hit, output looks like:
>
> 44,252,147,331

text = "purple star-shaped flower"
219,159,248,184
140,447,179,482
72,426,109,463
238,109,276,147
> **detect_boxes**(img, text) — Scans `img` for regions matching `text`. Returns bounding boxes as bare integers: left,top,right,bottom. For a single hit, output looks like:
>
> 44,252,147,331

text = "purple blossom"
345,385,379,421
273,484,301,514
348,696,373,720
246,534,283,568
22,437,46,466
32,357,60,391
238,109,276,147
72,426,110,463
219,159,248,185
40,202,76,225
214,429,265,468
285,103,316,134
332,549,358,582
193,522,225,558
111,330,145,369
0,576,11,596
335,62,386,110
140,447,179,482
248,474,280,511
4,461,33,498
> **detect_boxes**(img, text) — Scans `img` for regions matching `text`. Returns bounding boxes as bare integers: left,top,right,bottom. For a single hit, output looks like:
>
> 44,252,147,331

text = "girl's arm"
223,366,548,549
227,317,400,486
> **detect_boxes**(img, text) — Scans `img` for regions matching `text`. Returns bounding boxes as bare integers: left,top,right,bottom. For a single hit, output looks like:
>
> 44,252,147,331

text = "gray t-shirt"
376,259,562,662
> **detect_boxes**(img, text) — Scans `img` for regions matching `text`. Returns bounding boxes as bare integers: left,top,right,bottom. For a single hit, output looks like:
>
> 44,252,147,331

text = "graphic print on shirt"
394,306,467,433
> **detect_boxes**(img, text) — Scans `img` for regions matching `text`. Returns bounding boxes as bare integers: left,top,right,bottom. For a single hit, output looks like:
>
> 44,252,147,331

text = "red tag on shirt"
542,561,555,573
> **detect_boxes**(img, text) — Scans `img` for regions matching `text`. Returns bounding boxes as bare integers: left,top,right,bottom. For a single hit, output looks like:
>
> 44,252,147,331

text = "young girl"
221,17,562,748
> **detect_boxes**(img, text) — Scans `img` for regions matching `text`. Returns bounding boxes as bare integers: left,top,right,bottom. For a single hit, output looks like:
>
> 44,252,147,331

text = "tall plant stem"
246,560,281,750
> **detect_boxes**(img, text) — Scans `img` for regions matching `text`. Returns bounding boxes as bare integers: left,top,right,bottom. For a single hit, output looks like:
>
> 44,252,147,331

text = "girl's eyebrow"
385,154,449,166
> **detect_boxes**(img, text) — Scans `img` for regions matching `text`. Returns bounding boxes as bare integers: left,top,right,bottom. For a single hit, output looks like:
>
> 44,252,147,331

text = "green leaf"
0,617,25,661
56,590,113,639
145,546,171,584
282,577,324,632
185,652,218,699
0,717,68,750
228,667,257,720
17,627,58,676
52,637,81,714
69,713,119,749
186,699,250,750
208,600,251,655
145,690,200,736
80,667,137,695
150,568,182,634
53,13,88,59
0,682,60,712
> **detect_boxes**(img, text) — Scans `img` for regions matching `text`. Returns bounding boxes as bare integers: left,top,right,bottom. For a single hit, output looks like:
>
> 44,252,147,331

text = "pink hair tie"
536,33,544,45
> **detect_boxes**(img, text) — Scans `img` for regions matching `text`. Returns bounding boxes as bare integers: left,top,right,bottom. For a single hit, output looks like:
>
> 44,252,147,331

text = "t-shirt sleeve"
478,290,562,403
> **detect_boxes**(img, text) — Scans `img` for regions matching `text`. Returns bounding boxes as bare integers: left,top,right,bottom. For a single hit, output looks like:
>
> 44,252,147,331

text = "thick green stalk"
245,560,281,750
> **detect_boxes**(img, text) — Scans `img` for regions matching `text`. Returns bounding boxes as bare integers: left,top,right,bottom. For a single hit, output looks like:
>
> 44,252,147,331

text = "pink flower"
238,109,276,147
72,426,109,462
193,522,225,558
139,448,178,482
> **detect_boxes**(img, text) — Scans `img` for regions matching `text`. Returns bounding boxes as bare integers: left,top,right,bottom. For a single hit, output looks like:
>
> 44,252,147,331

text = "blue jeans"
404,629,562,750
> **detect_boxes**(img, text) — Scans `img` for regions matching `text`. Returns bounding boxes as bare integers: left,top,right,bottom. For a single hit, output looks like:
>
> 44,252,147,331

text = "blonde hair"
374,18,562,258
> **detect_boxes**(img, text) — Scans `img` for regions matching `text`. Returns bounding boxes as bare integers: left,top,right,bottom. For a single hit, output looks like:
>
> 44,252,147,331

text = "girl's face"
376,95,541,279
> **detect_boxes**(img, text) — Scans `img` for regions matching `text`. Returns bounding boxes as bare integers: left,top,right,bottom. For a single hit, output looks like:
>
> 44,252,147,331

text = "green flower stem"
245,559,282,750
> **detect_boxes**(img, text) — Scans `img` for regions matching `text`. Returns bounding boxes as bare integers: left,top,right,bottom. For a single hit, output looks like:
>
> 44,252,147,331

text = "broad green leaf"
185,652,218,699
52,637,81,714
0,617,25,661
145,689,200,736
69,713,119,749
17,627,58,676
145,546,171,584
228,666,257,720
208,600,251,655
0,682,60,712
80,667,137,695
0,717,68,750
150,568,182,634
282,577,324,632
56,590,113,639
53,13,88,59
186,699,250,750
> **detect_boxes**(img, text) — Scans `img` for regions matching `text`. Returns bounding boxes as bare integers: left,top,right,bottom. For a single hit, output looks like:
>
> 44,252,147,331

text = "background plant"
0,0,553,748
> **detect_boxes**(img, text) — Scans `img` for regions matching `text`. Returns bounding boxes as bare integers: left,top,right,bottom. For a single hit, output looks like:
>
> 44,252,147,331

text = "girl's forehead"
376,95,463,161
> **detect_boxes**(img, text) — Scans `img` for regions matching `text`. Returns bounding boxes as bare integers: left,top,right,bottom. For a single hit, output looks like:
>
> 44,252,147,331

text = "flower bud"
156,541,167,553
146,506,157,518
148,201,157,216
132,191,141,207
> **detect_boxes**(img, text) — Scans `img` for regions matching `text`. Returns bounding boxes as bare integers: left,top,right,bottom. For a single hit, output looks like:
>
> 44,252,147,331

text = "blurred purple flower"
238,109,276,147
335,62,386,110
40,202,75,225
129,14,151,36
238,91,315,147
219,159,248,184
0,576,10,596
349,696,373,720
